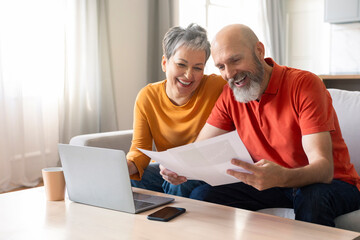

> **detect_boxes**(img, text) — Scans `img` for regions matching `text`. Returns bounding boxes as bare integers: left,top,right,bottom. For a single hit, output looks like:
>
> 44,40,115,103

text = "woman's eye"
177,63,186,67
194,67,203,71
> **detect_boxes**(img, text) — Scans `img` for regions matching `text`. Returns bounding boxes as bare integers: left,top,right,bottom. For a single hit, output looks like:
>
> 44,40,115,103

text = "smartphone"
147,206,186,222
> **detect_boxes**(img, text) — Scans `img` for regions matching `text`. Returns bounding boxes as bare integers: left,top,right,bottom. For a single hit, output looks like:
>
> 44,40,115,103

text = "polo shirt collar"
263,58,284,95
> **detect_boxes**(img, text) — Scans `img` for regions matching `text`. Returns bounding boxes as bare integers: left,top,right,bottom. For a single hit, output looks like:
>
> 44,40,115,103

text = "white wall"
285,0,331,74
107,0,150,130
330,22,360,73
285,0,360,75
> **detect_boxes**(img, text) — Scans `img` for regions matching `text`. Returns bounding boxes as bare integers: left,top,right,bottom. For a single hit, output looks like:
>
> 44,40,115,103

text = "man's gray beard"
228,55,265,103
230,78,261,103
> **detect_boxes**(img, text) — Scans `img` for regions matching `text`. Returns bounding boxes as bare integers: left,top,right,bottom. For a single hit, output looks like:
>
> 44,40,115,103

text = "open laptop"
58,144,174,213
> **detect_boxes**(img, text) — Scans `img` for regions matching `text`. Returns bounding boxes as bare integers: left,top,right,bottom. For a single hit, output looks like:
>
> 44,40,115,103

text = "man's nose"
224,66,236,81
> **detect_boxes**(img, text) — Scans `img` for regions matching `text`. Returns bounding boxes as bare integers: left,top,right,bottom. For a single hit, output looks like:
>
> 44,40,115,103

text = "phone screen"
147,207,186,222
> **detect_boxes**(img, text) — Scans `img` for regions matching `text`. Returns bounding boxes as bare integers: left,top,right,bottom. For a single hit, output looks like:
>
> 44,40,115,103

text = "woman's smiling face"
162,45,206,106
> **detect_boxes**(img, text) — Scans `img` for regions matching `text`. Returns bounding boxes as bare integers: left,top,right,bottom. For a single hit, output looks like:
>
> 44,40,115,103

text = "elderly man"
160,24,360,227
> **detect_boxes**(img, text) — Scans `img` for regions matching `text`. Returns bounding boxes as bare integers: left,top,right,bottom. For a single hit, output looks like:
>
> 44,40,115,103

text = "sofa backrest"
328,89,360,173
69,130,133,153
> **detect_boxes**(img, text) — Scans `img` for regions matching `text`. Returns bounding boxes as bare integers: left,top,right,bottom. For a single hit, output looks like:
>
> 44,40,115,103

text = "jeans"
189,180,360,227
131,163,206,197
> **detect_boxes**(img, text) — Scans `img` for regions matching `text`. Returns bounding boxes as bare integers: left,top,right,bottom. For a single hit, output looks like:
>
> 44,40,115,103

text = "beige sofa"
70,89,360,232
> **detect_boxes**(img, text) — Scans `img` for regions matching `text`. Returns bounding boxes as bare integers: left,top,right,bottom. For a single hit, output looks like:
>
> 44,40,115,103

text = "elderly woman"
126,24,226,197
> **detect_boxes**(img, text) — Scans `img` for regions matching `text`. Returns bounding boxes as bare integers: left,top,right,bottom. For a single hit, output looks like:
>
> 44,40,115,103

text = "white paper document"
138,131,254,186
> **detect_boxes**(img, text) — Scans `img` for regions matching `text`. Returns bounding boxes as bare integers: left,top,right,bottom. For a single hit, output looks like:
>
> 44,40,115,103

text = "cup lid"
42,167,63,172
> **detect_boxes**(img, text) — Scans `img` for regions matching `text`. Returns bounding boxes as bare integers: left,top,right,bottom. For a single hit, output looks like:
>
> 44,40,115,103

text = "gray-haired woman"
126,23,226,197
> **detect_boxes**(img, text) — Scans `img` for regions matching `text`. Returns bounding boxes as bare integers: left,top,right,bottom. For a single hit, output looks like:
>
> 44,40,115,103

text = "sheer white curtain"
0,0,64,192
262,0,286,65
60,0,117,143
0,0,117,192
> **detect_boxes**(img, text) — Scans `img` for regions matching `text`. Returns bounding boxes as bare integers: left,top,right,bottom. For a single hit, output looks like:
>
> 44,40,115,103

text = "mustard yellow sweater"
127,74,226,180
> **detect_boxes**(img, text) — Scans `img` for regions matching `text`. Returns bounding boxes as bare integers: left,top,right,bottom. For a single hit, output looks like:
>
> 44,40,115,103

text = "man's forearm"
195,123,229,142
281,159,333,188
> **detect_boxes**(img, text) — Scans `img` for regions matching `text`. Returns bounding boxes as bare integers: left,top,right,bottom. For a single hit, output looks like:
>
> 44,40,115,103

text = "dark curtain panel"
147,0,175,83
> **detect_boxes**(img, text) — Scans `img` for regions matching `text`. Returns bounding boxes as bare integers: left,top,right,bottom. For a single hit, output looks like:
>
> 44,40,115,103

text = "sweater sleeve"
126,87,153,180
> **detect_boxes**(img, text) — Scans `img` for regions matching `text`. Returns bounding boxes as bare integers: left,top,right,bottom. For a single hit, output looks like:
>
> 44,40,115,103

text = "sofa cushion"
257,208,295,219
334,209,360,232
328,89,360,173
258,208,360,232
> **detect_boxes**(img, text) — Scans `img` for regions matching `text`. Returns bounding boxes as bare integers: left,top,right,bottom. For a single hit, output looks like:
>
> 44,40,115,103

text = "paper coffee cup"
42,167,65,201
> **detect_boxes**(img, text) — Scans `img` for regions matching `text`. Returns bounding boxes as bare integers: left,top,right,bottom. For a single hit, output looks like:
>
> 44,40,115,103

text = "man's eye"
177,63,186,67
218,66,224,71
194,67,203,71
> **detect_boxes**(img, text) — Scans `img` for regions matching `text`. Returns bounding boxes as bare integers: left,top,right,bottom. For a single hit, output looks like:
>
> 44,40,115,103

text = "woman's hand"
127,160,138,175
159,164,187,185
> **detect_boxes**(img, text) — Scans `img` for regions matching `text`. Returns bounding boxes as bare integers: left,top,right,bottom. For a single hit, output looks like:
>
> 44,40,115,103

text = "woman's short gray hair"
162,23,210,62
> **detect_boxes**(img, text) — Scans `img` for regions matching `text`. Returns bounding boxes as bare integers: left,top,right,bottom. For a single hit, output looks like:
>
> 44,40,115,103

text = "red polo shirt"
207,58,360,190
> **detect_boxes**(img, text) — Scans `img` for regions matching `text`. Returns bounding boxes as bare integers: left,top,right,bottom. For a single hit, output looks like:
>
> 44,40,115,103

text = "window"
179,0,270,75
0,0,65,192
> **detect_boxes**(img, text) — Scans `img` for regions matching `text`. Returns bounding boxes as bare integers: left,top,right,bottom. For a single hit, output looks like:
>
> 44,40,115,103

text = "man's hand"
227,159,286,191
227,132,334,190
159,164,187,185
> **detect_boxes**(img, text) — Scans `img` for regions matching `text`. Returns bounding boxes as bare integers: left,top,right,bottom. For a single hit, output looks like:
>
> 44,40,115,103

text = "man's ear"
161,55,167,72
255,41,265,59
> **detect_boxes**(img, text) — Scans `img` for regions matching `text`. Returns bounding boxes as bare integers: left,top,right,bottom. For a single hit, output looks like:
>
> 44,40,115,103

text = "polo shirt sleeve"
296,73,335,135
206,85,236,131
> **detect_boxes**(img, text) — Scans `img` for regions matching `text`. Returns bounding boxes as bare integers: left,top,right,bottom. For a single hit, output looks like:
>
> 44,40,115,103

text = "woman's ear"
161,55,167,72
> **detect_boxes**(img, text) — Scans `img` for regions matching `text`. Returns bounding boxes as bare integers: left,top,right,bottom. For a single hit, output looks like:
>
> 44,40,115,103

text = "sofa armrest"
69,130,133,153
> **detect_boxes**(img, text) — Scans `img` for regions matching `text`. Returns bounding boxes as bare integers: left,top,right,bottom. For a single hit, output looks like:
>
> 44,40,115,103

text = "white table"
0,187,359,240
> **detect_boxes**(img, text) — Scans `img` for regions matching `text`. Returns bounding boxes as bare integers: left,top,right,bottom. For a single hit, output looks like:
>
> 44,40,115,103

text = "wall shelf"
318,74,360,91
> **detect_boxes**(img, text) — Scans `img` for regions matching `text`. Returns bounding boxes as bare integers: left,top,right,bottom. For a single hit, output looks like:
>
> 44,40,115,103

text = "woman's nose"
185,68,193,79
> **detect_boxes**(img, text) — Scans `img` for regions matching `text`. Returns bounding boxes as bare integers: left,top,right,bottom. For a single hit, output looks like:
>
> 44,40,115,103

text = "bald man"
160,24,360,227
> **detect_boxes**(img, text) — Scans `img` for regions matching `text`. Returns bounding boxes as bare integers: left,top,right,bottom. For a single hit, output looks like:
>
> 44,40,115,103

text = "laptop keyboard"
133,192,154,201
134,200,155,209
